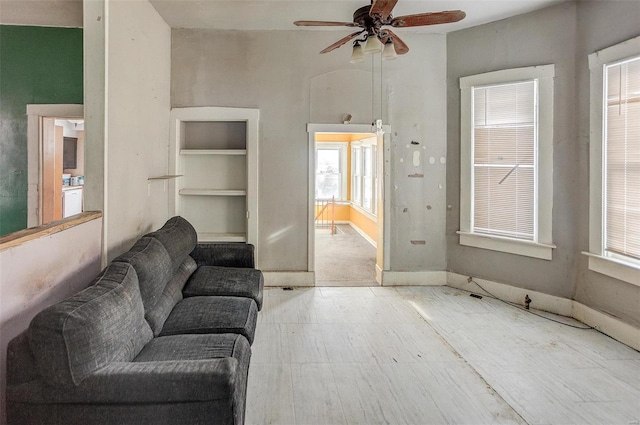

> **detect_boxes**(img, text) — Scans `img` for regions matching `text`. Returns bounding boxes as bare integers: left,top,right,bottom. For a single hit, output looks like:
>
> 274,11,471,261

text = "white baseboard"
573,302,640,351
382,271,447,286
348,222,377,248
447,272,639,351
447,272,574,316
375,264,383,285
263,271,315,287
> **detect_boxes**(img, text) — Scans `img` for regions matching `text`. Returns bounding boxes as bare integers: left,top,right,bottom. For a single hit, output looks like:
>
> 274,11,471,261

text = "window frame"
586,35,640,287
315,142,348,201
458,65,556,260
351,137,377,216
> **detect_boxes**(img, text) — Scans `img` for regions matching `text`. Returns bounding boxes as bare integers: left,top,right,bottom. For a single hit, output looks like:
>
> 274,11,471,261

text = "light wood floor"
246,286,640,425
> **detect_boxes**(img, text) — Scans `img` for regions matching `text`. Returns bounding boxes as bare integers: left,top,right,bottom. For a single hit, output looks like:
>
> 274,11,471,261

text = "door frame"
307,123,391,283
26,104,83,227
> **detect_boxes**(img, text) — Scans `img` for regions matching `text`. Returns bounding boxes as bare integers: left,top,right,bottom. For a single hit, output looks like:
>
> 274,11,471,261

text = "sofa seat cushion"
8,334,251,405
28,262,153,388
184,266,264,310
159,296,258,344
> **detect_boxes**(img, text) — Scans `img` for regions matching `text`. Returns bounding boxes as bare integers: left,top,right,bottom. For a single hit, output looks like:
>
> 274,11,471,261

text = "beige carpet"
315,224,377,286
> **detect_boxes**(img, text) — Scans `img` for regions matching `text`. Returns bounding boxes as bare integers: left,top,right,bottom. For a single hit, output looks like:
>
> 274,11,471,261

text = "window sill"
350,203,377,222
457,231,555,260
582,252,640,287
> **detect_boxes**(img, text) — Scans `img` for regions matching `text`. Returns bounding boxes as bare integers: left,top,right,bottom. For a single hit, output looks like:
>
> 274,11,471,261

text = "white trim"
447,272,640,351
459,65,555,260
307,123,390,273
458,231,556,260
583,252,640,287
447,272,573,316
572,302,640,352
381,271,447,286
348,222,376,248
375,264,383,285
587,36,640,283
263,271,315,287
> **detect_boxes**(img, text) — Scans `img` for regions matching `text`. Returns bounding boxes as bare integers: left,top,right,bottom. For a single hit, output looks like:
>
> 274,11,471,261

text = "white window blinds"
604,56,640,261
472,81,537,240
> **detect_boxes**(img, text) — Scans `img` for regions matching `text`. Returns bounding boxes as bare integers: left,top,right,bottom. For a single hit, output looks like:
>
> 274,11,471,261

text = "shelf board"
198,232,247,243
179,189,246,196
180,149,246,155
148,174,183,180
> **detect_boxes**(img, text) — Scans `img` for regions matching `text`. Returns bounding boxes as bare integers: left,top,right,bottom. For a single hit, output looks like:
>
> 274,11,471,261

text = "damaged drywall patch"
413,151,420,166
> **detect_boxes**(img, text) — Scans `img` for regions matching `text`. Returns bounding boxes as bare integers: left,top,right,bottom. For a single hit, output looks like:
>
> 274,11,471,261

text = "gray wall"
172,29,448,272
573,1,640,327
447,1,640,326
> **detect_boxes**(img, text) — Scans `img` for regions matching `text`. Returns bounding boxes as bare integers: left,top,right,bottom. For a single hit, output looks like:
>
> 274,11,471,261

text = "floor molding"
381,271,447,286
447,272,574,316
448,272,640,351
573,302,640,351
263,271,315,287
348,222,377,248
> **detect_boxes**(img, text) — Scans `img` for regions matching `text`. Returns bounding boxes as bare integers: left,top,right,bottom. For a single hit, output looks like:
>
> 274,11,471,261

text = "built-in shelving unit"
169,107,259,246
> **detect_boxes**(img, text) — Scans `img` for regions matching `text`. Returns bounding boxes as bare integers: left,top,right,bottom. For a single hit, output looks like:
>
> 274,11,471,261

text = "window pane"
472,80,536,240
316,148,341,200
316,173,341,199
605,57,640,260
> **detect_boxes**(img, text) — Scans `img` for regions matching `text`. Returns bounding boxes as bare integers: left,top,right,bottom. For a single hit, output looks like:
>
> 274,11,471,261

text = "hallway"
315,224,377,286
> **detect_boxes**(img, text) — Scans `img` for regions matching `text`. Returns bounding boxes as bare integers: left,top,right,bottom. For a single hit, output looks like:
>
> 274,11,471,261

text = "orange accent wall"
315,204,350,221
349,206,377,242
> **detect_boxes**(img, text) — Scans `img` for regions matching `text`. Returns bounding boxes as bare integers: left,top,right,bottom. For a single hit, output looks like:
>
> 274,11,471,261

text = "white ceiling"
149,0,568,33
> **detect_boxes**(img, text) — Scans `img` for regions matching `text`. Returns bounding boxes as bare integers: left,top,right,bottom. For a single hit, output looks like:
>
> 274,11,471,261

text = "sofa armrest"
8,359,239,404
190,243,255,268
6,331,39,386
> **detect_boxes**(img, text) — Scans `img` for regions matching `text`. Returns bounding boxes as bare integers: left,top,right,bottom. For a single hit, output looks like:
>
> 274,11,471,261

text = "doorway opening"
27,104,84,227
307,123,390,287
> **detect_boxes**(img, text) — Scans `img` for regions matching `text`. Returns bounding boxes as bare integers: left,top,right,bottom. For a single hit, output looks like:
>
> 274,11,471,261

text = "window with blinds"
604,56,640,262
472,80,537,240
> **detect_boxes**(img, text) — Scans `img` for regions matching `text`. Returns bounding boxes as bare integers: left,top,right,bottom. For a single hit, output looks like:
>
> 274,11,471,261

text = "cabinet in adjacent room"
169,107,259,247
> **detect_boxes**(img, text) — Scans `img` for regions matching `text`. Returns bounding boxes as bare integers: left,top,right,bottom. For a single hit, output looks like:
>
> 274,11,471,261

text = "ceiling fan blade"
320,30,365,54
390,10,466,27
380,29,409,55
294,20,360,27
369,0,399,20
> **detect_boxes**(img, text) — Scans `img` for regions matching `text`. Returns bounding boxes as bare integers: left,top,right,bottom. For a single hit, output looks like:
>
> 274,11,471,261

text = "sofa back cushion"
113,237,173,317
145,216,197,273
146,256,197,335
28,262,152,387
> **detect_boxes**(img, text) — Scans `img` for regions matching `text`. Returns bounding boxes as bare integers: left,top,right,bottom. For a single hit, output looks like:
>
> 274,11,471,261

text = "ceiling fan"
294,0,465,61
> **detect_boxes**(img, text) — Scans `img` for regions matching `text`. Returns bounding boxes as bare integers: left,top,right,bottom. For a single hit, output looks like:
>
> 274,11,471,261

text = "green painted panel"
0,25,83,236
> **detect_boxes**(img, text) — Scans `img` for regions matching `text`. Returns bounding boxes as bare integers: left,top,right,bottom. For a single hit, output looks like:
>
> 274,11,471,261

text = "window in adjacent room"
458,65,555,260
316,144,347,201
586,35,640,287
351,139,377,215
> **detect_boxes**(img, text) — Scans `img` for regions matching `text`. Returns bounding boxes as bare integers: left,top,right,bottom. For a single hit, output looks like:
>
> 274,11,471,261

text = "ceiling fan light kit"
381,39,397,61
350,41,365,63
363,32,384,54
294,0,465,62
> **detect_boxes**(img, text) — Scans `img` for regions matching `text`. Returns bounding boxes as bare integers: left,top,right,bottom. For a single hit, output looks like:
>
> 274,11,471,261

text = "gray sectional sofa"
6,216,263,425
